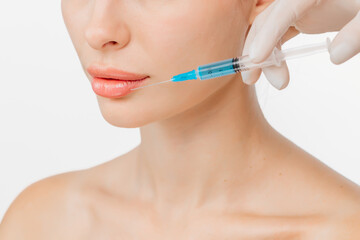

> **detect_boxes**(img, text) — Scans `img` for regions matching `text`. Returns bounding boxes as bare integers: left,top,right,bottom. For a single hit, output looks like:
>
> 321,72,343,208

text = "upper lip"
87,65,149,80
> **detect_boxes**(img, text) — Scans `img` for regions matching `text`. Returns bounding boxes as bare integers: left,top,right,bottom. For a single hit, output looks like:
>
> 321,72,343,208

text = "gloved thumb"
330,11,360,65
262,41,290,90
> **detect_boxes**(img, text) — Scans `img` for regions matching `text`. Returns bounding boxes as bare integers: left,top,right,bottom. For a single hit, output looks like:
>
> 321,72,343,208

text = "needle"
130,79,173,91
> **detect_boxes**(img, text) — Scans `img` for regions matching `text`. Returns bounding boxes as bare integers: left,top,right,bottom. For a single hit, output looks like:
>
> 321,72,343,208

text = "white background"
0,1,359,221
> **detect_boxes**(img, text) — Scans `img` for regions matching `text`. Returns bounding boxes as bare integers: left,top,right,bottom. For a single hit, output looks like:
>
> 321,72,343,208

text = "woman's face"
61,0,252,127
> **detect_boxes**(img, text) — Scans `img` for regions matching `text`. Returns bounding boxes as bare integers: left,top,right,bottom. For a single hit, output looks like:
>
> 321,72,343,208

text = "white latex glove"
241,0,360,90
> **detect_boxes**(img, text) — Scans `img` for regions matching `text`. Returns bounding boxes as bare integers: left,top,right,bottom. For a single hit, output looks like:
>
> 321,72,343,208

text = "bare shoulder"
261,137,360,238
287,147,360,238
0,171,91,240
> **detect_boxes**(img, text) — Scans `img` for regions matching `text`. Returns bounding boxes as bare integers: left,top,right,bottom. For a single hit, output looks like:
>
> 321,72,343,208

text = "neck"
135,76,275,213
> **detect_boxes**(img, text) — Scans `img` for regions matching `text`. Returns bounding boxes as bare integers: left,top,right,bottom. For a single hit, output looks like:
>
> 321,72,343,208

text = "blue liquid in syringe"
171,57,248,82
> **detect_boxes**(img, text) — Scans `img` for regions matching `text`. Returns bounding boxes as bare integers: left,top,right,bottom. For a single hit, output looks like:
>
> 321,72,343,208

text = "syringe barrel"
197,58,238,80
196,52,280,80
174,37,331,82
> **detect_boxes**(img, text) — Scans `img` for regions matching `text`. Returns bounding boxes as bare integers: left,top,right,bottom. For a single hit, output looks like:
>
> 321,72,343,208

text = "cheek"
121,0,248,121
138,0,247,76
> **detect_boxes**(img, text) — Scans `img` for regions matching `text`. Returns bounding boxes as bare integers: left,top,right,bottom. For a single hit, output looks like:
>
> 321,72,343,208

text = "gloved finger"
263,60,290,90
240,64,262,85
241,1,277,85
261,26,299,90
248,0,324,63
329,11,360,65
242,24,299,87
241,26,261,85
262,41,290,90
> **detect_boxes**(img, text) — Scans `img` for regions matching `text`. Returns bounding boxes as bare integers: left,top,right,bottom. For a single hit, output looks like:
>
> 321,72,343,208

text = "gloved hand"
241,0,360,90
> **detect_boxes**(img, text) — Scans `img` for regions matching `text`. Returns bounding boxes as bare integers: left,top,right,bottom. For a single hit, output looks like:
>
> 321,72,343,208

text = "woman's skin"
1,0,360,239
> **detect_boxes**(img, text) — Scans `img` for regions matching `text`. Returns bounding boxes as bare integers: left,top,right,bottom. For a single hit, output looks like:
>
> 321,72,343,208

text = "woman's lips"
87,65,149,80
86,65,150,98
91,77,149,98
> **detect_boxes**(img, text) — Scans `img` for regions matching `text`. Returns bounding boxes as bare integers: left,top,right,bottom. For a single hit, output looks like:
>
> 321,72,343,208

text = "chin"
94,94,146,127
100,110,152,128
96,99,162,128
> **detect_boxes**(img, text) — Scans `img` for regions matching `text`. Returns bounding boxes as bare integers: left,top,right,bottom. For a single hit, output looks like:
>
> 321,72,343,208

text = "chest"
80,186,331,240
83,205,326,240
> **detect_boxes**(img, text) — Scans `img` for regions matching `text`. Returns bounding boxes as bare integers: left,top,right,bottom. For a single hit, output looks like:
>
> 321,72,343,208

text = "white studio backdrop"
0,1,359,221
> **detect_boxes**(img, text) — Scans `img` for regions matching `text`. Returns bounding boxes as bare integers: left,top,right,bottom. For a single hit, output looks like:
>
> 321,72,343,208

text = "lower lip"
91,77,148,98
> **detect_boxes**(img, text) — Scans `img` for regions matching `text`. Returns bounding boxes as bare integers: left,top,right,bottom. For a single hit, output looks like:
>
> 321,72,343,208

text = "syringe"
131,37,331,90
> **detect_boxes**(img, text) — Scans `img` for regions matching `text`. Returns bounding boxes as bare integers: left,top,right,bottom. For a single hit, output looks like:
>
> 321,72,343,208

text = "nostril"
103,41,117,48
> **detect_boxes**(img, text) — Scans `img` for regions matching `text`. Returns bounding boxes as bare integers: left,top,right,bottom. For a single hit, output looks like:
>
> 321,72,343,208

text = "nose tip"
85,26,129,51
